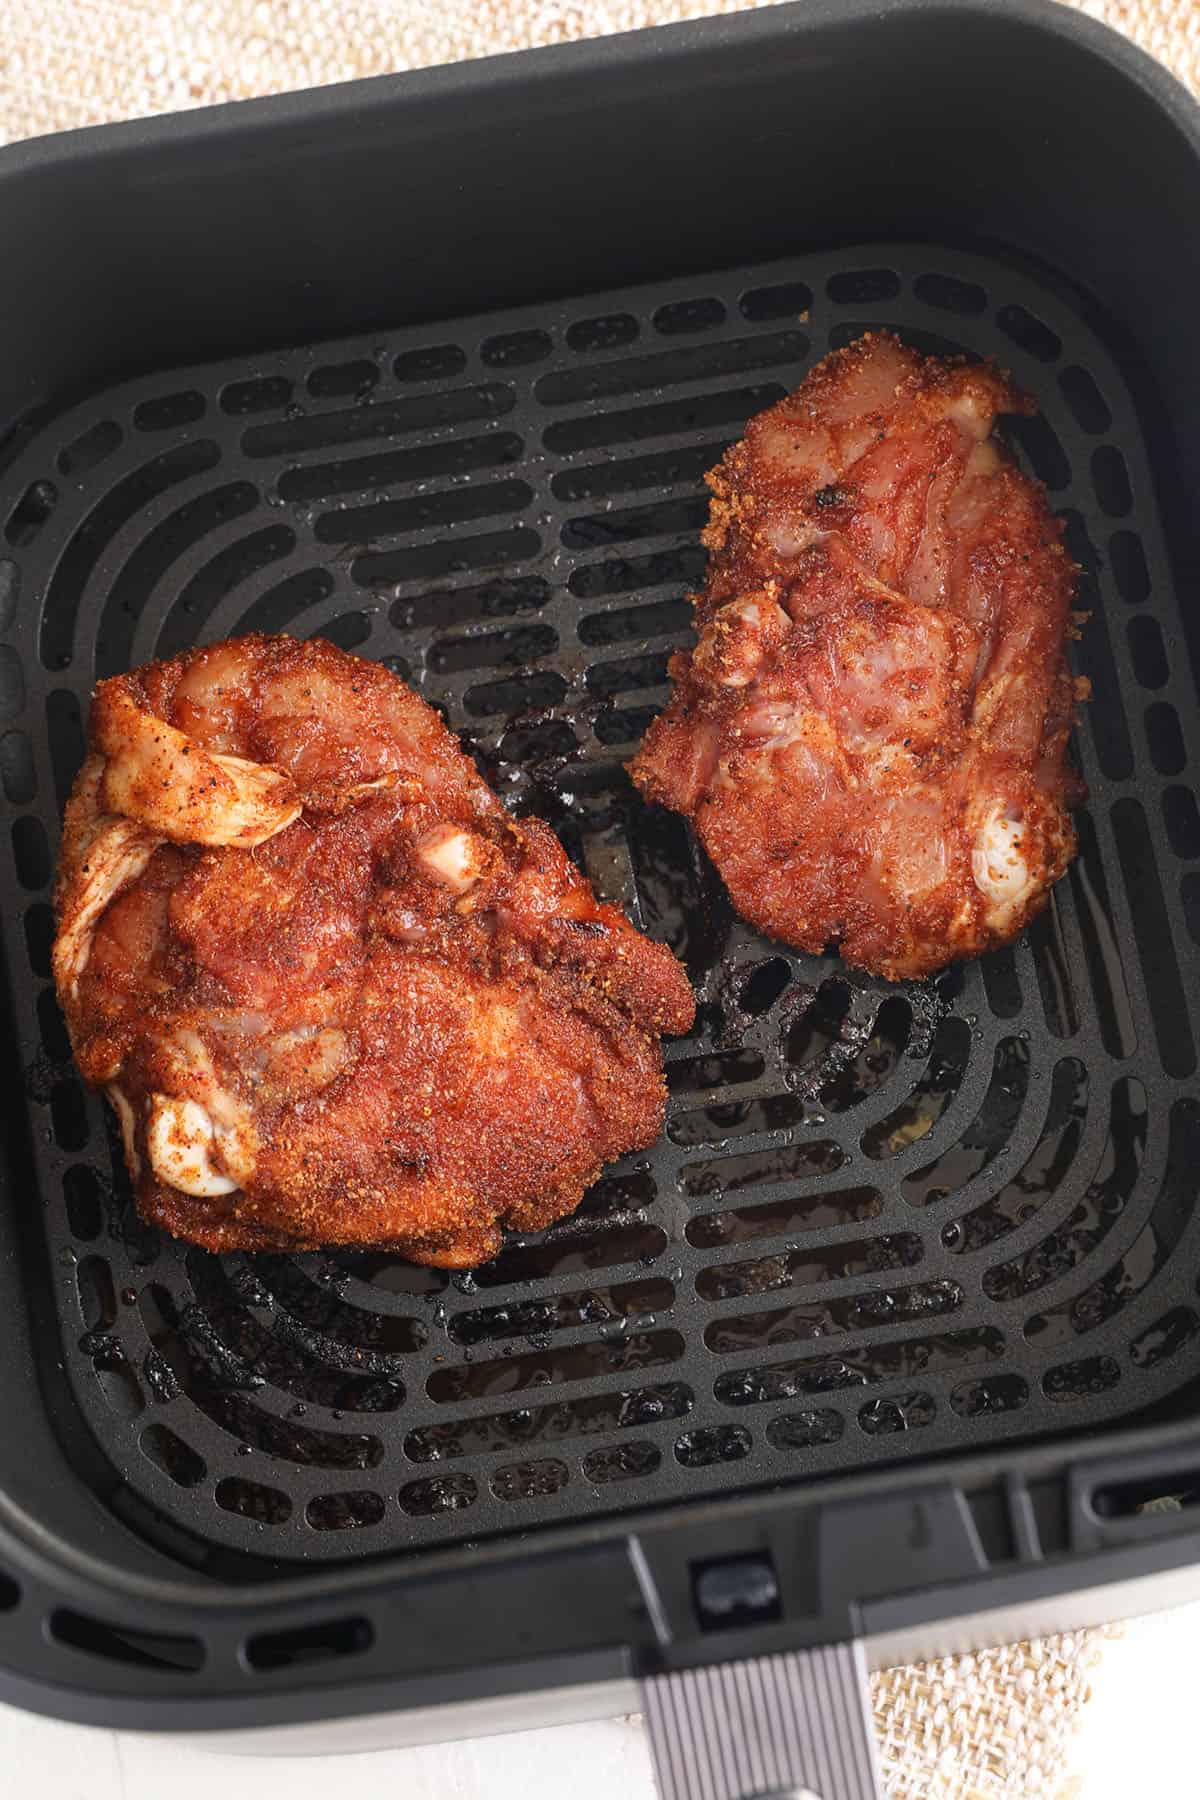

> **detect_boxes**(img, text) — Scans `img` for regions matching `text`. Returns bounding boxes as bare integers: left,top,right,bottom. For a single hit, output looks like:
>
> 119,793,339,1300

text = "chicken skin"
630,333,1086,980
54,634,694,1263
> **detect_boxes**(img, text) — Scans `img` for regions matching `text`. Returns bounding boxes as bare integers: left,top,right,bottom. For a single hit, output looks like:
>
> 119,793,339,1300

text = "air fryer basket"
2,0,1200,1755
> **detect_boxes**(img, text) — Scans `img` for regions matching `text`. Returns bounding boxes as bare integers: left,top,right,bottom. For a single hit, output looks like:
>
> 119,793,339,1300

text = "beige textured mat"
1,1,1195,1794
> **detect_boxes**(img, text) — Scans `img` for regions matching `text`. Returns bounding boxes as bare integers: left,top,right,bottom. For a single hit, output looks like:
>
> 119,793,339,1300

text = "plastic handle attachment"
641,1644,881,1800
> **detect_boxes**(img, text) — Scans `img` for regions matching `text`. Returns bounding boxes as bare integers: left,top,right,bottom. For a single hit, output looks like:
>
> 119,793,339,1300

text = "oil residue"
862,1015,972,1160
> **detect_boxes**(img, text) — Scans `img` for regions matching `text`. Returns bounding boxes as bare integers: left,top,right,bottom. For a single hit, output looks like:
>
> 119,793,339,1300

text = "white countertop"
2,1602,1195,1799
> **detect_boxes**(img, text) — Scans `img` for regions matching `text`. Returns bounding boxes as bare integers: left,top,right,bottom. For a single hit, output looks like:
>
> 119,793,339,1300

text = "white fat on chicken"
417,823,487,893
971,802,1036,924
152,1030,259,1189
146,1095,241,1198
692,597,790,690
52,813,161,1001
94,685,301,848
106,1083,141,1178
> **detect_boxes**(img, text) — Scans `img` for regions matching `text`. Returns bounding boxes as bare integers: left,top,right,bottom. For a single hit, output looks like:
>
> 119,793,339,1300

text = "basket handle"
641,1643,881,1800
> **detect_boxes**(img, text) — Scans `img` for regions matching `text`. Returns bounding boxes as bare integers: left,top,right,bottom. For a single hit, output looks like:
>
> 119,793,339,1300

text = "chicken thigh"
630,333,1086,980
55,634,694,1263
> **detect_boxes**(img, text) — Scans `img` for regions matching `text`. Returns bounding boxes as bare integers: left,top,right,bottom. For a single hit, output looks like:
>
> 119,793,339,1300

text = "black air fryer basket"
3,2,1200,1792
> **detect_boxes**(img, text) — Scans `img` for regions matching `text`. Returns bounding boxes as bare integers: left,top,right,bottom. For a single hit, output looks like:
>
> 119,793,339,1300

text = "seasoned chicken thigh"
630,333,1086,980
55,634,694,1263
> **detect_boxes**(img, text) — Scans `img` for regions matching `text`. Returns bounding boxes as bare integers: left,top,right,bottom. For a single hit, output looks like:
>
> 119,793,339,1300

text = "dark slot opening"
704,1278,961,1355
1128,614,1168,689
464,669,566,718
654,297,726,335
63,1164,103,1240
827,268,901,304
428,1330,684,1403
394,343,467,382
552,441,721,505
740,957,791,1016
1059,365,1112,434
1092,445,1132,516
405,1382,691,1463
583,1442,660,1484
482,329,552,368
996,303,1062,362
77,1255,116,1333
568,543,707,601
586,651,671,700
50,1076,88,1150
353,526,540,589
239,568,335,636
491,1457,569,1501
314,475,532,546
0,559,16,631
398,1474,477,1517
429,623,558,675
578,596,693,648
5,479,58,547
677,1426,751,1469
0,645,23,725
95,480,261,677
280,430,523,503
0,1573,19,1612
1002,411,1069,490
766,1409,843,1452
244,385,513,458
696,1231,920,1302
535,329,805,407
859,1392,936,1435
1163,786,1200,859
306,1490,386,1531
51,1608,204,1673
902,1037,1030,1207
244,1616,373,1672
567,313,639,352
0,729,34,804
686,1185,881,1250
220,375,293,415
313,612,370,651
307,360,378,399
680,1139,844,1198
563,495,707,551
58,419,123,475
543,382,786,455
23,901,54,977
914,272,987,315
862,1016,972,1160
215,1477,292,1524
1112,796,1194,1075
740,280,812,321
39,439,221,670
1109,530,1149,604
155,525,296,660
13,815,51,888
1042,1354,1120,1402
982,946,1022,1019
1060,510,1132,780
133,391,206,432
950,1373,1029,1418
713,1329,1002,1408
140,1424,206,1489
1092,1471,1200,1521
45,687,85,810
1145,701,1186,776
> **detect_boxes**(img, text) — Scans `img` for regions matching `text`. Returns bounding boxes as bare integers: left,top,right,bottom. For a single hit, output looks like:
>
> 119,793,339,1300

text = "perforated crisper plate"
2,244,1199,1565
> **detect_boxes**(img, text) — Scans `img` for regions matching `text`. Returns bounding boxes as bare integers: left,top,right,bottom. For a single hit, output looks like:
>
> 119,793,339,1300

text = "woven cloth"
1,1,1194,1793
